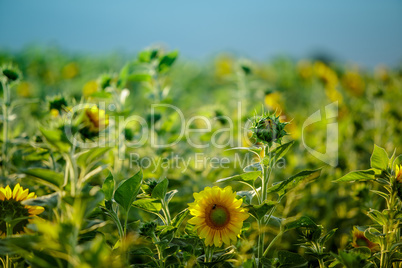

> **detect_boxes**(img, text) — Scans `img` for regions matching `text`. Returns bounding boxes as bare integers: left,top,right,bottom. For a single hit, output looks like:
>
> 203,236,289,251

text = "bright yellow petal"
28,206,45,215
188,217,204,225
214,231,222,247
199,225,210,239
0,191,5,201
205,229,214,246
221,229,230,245
26,192,35,200
13,183,21,199
4,186,12,199
16,188,29,201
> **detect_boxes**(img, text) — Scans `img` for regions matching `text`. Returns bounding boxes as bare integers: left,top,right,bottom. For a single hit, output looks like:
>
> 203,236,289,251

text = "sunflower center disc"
209,206,229,227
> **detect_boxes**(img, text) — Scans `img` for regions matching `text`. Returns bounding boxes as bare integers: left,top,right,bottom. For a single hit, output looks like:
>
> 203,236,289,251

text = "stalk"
2,80,10,176
5,221,13,268
161,199,172,225
257,218,265,266
318,258,325,268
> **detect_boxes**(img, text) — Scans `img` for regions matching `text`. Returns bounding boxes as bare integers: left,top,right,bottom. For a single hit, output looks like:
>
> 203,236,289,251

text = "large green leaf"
77,147,111,167
132,198,162,214
102,172,114,201
284,216,318,232
152,178,168,200
277,251,308,268
370,145,389,171
246,200,277,220
335,169,375,182
39,127,71,153
23,168,64,189
243,162,263,172
172,209,189,228
158,50,178,73
263,141,295,166
114,170,143,212
267,168,321,197
216,171,261,184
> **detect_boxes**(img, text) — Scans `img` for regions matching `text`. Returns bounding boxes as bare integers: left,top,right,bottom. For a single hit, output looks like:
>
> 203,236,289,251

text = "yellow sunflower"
188,186,249,247
395,165,402,182
84,105,109,133
0,183,44,236
351,227,380,252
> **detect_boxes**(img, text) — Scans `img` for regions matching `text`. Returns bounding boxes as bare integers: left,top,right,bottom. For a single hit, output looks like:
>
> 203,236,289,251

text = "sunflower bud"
98,74,112,90
250,112,289,145
79,105,109,139
139,222,157,238
394,165,402,199
1,65,21,83
49,96,68,113
351,226,380,252
142,178,158,196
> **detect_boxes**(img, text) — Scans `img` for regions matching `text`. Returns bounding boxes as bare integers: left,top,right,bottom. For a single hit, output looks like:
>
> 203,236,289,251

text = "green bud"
1,65,21,83
98,74,112,90
139,222,157,237
251,112,289,145
49,96,68,112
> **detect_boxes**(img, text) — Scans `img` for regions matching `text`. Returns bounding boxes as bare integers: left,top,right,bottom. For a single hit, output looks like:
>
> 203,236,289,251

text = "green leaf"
102,172,114,201
246,200,277,220
114,170,143,212
165,189,178,204
335,169,375,182
277,251,308,267
130,247,154,257
172,209,189,228
158,50,178,73
370,145,389,171
320,228,337,244
216,171,261,184
263,141,295,166
367,209,387,226
39,127,70,153
266,215,283,228
23,168,64,189
128,73,152,82
226,146,262,158
284,216,318,232
77,147,111,167
237,189,257,205
267,168,321,197
364,227,383,244
152,178,168,200
132,198,162,214
243,162,262,172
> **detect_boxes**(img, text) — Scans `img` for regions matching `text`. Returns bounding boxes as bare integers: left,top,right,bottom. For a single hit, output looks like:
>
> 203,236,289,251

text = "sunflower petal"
28,206,45,215
17,188,29,201
13,183,21,199
4,185,12,199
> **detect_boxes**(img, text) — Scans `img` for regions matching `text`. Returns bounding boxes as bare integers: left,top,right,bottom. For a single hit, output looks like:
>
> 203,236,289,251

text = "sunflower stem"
257,219,265,267
205,246,214,263
161,199,171,225
5,221,13,268
263,230,283,257
1,80,10,177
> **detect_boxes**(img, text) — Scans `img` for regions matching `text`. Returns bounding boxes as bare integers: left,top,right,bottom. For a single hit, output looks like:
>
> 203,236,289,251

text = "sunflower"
395,165,402,182
351,227,380,252
188,186,249,247
0,183,44,236
79,105,109,139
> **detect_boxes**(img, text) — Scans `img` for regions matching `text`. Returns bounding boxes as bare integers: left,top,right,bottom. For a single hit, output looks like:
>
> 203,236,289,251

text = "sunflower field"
0,47,402,268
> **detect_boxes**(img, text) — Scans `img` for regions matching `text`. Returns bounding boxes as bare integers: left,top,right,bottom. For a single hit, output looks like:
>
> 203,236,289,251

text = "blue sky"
1,0,401,67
